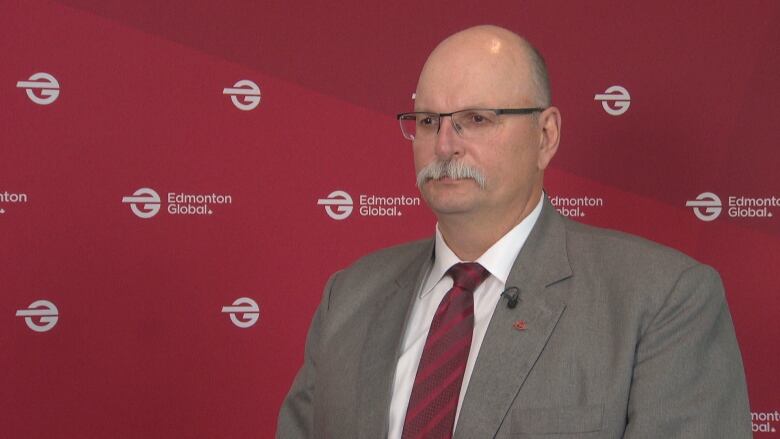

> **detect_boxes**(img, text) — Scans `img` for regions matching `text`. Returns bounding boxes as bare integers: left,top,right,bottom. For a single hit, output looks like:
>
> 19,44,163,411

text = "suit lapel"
455,200,573,439
356,240,434,439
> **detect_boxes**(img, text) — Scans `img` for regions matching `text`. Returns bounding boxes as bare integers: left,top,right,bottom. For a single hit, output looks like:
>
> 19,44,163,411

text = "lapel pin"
513,320,527,331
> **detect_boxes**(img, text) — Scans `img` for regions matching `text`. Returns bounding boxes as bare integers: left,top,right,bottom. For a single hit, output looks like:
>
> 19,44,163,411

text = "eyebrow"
412,105,496,113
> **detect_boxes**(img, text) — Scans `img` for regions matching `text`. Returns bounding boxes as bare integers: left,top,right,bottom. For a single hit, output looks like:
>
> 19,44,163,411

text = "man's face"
412,36,547,223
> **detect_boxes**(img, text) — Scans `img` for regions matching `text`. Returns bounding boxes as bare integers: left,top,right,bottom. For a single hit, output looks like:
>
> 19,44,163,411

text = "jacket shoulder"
562,218,701,272
338,237,432,281
325,238,432,296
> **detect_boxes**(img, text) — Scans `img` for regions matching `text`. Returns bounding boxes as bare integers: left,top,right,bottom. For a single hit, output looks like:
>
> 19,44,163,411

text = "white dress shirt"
387,195,543,438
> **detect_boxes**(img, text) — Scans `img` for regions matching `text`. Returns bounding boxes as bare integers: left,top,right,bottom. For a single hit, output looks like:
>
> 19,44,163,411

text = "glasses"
396,108,545,142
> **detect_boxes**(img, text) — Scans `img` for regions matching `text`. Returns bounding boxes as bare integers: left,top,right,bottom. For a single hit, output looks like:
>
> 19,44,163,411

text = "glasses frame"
396,107,546,141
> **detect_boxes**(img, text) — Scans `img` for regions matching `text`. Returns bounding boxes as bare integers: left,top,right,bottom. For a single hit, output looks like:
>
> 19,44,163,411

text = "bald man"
277,26,751,438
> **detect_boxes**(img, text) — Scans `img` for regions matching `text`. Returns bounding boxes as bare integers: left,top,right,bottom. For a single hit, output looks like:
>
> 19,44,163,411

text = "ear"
536,106,561,170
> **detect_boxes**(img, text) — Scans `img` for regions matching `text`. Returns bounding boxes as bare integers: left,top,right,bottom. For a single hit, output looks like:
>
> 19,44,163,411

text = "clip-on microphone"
501,286,519,309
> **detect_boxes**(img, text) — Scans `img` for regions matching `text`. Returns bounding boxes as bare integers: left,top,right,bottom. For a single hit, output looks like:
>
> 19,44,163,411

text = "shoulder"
557,216,724,325
562,217,702,275
327,237,432,292
319,237,432,316
346,237,433,272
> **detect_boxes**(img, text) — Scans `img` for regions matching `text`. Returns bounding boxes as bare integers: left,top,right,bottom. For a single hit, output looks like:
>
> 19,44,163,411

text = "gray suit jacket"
277,199,751,438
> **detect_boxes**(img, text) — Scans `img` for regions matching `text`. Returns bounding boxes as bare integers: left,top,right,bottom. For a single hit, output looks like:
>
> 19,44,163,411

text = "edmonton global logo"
223,79,262,111
16,72,60,105
122,188,161,219
317,190,354,220
594,85,630,116
685,192,722,222
221,297,260,328
686,191,776,221
16,300,59,332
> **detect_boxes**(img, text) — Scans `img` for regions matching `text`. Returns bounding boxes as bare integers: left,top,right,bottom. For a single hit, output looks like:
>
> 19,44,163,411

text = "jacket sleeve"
623,264,751,438
276,272,337,439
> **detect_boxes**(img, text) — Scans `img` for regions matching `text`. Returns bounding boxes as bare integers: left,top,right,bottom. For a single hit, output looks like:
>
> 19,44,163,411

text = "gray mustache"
416,160,487,189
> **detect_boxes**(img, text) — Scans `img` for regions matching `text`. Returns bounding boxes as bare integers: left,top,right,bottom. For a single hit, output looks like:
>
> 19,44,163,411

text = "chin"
431,205,475,216
424,195,478,215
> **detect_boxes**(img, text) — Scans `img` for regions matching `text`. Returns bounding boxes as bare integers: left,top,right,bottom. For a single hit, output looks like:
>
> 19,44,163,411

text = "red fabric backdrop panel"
2,1,778,437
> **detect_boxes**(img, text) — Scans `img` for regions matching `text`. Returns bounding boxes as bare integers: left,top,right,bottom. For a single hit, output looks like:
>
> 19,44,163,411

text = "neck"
437,193,542,261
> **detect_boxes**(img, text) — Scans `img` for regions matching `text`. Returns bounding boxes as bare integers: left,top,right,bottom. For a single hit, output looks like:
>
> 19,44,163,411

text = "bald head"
415,25,551,110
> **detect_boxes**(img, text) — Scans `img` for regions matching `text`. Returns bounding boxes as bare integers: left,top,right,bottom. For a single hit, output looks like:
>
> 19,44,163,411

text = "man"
277,25,751,438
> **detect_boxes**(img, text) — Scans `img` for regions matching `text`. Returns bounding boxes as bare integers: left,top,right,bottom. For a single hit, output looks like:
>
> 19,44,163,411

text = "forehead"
414,35,536,111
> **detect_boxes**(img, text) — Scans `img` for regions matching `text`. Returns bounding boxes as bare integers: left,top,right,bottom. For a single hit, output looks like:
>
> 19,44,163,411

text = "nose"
433,116,463,160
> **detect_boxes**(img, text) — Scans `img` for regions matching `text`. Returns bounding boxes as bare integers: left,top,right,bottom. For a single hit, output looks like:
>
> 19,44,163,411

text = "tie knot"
446,262,490,292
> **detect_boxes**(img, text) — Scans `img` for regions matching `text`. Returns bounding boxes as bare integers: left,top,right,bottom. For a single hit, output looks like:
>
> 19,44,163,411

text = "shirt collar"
420,194,545,298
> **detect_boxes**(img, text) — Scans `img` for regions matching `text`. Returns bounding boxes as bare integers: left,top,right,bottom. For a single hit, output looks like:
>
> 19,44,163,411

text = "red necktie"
402,262,490,439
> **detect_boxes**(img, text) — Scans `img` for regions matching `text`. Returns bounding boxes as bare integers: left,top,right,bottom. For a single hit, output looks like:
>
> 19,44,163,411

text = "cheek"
412,144,433,172
490,144,536,185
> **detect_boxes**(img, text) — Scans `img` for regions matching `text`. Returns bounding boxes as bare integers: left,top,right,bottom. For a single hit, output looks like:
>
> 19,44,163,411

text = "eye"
417,114,438,128
459,110,495,126
470,113,486,123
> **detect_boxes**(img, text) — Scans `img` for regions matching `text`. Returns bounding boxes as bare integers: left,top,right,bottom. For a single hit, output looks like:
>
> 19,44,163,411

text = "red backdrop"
2,1,778,437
